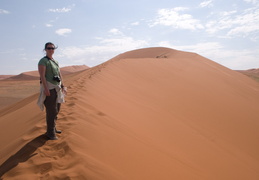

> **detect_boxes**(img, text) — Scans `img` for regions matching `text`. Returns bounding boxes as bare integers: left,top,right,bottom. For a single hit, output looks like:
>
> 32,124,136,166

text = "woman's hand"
44,88,50,96
62,87,67,95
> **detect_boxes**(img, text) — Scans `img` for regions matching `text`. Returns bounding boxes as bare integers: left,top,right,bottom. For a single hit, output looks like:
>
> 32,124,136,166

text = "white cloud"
220,11,237,16
48,4,75,13
244,0,259,4
157,41,259,70
150,3,258,40
109,28,123,35
227,24,259,37
0,9,10,14
99,36,148,49
199,0,213,8
131,22,140,26
55,28,72,36
48,7,71,13
227,9,259,37
205,6,259,39
46,24,53,27
159,41,223,55
151,8,204,30
57,34,149,66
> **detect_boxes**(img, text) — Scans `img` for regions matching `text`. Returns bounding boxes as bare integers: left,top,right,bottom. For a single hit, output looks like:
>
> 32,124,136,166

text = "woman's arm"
59,70,65,87
59,71,67,94
38,65,50,96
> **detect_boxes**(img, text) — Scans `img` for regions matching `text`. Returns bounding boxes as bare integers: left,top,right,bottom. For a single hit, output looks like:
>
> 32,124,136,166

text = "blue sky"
0,0,258,74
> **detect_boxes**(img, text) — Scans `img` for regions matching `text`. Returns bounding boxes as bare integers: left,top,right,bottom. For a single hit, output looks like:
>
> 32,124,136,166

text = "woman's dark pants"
44,89,61,138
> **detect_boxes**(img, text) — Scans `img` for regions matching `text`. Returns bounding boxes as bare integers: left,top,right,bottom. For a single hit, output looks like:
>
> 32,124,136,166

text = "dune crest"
1,47,259,179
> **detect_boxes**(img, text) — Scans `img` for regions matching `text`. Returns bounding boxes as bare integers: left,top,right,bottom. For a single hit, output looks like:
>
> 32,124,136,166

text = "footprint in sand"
38,162,52,174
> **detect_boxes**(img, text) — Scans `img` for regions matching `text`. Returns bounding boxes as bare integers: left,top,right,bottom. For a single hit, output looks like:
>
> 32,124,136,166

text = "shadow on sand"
0,134,48,178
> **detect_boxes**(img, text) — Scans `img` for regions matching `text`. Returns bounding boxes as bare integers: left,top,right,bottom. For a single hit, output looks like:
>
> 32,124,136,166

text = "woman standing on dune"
37,42,66,140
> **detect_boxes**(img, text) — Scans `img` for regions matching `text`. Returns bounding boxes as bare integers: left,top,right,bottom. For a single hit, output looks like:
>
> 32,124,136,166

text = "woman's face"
45,44,55,56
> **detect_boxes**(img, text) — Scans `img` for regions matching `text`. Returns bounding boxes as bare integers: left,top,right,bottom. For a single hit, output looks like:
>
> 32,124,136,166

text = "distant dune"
0,47,259,179
58,65,90,75
2,65,89,81
237,68,259,82
0,75,14,80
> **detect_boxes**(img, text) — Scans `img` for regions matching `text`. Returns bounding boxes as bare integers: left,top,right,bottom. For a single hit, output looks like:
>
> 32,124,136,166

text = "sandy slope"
0,47,259,179
0,80,39,110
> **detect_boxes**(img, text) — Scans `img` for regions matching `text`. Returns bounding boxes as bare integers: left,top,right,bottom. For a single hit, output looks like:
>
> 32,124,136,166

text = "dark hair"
44,42,58,50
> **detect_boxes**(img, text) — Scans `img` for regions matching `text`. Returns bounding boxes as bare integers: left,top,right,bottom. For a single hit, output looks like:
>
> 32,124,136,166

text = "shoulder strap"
45,56,60,75
45,56,59,67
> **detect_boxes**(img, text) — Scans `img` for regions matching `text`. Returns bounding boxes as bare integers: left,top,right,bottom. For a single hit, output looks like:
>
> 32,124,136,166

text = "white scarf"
37,81,65,111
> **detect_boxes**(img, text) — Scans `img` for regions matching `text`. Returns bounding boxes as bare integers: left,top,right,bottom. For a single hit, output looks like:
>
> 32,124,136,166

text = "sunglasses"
46,47,55,50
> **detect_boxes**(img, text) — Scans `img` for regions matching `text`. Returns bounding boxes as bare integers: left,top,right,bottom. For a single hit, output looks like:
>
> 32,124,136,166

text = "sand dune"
4,65,89,81
237,68,259,82
0,47,259,179
58,65,89,75
0,75,14,81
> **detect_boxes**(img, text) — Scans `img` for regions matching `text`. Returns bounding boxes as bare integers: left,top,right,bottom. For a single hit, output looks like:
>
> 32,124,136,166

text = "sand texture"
0,47,259,179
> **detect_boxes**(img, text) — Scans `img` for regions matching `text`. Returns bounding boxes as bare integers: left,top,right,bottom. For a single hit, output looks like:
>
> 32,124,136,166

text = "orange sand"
0,47,259,179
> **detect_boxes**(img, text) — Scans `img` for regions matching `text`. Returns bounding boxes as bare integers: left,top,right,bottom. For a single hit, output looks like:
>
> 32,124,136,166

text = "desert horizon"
0,47,259,179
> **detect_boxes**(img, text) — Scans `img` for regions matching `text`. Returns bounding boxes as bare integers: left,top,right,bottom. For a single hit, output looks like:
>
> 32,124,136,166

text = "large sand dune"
0,47,259,179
